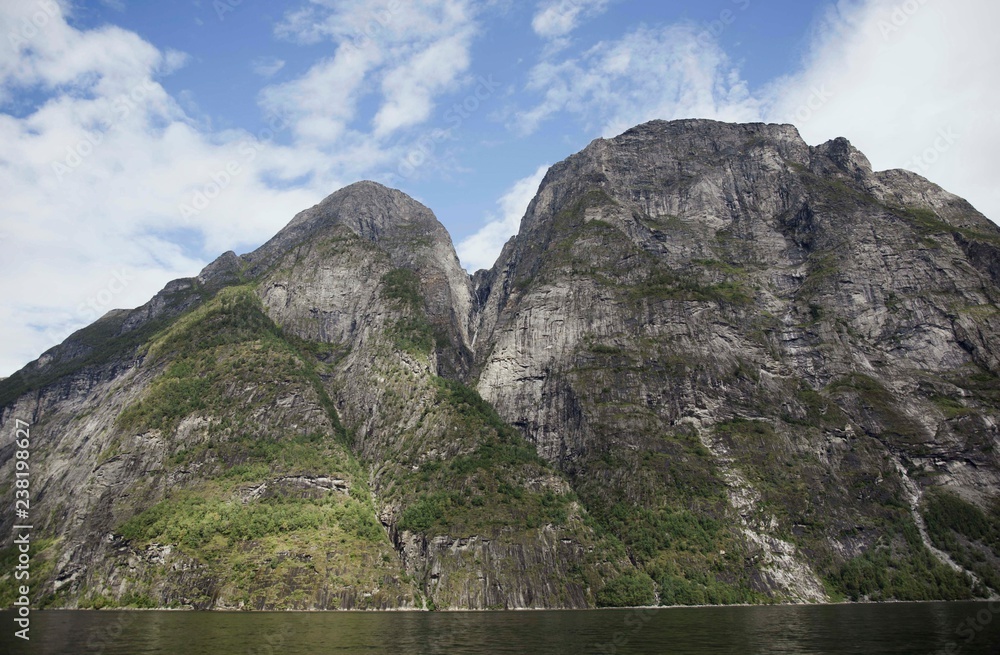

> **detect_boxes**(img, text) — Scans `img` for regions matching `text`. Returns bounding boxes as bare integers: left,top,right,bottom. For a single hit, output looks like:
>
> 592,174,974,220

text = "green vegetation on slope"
0,539,57,608
381,268,425,308
712,414,980,603
119,491,383,549
0,274,234,408
828,512,978,601
827,374,926,449
894,206,1000,246
380,268,437,355
93,285,411,609
596,572,657,607
630,269,752,306
572,436,761,605
396,378,576,536
923,488,1000,594
118,285,342,439
566,339,765,606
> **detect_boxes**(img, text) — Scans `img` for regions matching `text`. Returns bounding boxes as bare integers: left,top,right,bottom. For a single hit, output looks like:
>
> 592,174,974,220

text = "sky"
0,0,997,377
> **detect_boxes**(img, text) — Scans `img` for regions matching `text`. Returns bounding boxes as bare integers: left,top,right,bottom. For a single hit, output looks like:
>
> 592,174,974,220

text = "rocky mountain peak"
617,117,806,146
244,180,454,276
811,136,874,181
295,180,438,241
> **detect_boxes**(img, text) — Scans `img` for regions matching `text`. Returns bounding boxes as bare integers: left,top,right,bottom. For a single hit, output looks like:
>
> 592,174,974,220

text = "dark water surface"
3,602,1000,654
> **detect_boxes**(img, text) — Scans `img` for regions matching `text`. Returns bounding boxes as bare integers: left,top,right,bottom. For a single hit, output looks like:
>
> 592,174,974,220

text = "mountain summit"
2,119,1000,610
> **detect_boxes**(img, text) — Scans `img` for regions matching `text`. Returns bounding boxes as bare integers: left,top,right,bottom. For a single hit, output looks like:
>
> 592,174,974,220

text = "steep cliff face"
247,181,476,379
245,182,630,609
1,120,999,611
473,119,1000,603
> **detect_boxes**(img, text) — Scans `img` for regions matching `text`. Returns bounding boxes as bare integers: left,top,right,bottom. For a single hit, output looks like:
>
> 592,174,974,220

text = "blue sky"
0,0,998,376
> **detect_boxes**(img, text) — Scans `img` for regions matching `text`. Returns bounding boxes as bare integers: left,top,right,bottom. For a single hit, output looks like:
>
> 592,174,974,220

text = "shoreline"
3,598,997,614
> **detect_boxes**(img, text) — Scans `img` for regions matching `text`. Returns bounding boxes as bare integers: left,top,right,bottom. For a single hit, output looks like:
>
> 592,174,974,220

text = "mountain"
2,119,1000,610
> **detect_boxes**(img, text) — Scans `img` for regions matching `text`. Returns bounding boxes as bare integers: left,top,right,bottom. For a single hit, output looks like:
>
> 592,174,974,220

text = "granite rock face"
2,120,1000,610
473,120,1000,602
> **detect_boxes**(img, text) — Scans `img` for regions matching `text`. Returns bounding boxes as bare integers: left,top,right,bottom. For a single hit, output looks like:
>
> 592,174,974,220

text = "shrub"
597,572,656,607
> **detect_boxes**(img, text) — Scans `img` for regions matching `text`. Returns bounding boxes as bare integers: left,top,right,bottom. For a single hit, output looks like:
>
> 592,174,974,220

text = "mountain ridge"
2,118,1000,610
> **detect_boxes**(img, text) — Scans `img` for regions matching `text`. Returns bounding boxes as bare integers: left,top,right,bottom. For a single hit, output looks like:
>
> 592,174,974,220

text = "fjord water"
3,603,1000,654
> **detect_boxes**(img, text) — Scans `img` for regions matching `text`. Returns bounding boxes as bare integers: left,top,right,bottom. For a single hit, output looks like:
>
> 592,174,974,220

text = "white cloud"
271,0,478,141
457,165,548,271
759,0,1000,222
512,23,761,137
276,0,472,47
532,0,611,39
251,56,286,78
1,4,161,100
260,49,371,145
273,5,327,45
373,28,474,137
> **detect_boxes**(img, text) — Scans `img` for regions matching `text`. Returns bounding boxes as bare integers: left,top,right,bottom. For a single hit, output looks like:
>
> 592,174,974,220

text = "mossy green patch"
827,374,924,446
380,268,437,356
144,285,281,363
892,205,1000,247
116,285,345,442
380,268,424,308
119,491,384,548
630,269,753,306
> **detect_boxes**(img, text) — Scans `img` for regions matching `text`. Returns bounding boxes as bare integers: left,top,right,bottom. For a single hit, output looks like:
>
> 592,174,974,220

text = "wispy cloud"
251,56,286,78
511,23,760,137
760,0,1000,221
457,165,549,272
532,0,612,39
267,0,478,142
